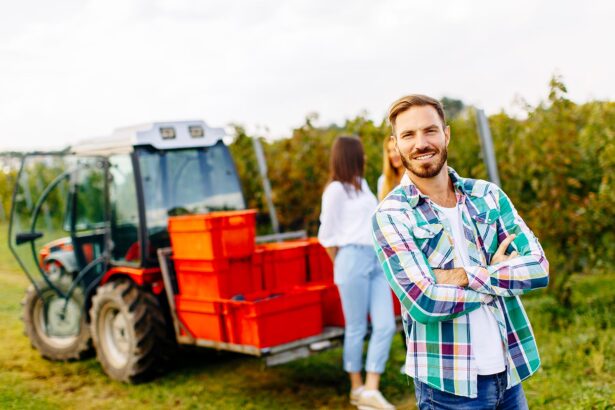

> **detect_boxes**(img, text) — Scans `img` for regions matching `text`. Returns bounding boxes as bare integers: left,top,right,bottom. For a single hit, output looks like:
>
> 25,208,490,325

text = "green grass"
1,223,613,409
521,273,615,409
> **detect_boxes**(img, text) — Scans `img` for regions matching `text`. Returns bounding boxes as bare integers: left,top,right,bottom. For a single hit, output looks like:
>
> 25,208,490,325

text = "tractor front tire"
90,279,174,383
21,284,93,361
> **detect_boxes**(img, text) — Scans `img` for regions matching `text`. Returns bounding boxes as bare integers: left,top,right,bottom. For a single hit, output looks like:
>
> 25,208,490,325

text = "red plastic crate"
259,241,309,291
173,257,261,299
298,282,345,327
168,210,257,260
175,297,227,341
223,289,322,348
302,238,334,283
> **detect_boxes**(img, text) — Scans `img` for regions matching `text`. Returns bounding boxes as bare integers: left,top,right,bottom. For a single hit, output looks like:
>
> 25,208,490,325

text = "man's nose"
414,133,430,150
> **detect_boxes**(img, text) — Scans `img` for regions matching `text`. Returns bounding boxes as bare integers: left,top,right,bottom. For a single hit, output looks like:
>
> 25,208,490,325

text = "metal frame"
130,151,150,268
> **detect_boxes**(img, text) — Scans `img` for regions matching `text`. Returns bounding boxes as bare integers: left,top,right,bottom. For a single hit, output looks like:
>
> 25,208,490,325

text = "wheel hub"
100,307,131,369
45,296,81,337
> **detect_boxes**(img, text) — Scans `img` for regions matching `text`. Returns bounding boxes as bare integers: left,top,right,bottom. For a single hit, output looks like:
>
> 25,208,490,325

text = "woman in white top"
318,136,396,410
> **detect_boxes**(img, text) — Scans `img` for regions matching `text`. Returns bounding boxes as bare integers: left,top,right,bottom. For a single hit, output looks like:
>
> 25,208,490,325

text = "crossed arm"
435,188,549,297
372,211,490,325
434,234,518,287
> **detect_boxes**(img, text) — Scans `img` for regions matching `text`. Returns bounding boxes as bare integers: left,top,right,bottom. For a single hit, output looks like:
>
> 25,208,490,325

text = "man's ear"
444,125,451,147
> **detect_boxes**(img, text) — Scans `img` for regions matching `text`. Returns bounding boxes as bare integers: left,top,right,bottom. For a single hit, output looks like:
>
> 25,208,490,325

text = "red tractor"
8,121,353,383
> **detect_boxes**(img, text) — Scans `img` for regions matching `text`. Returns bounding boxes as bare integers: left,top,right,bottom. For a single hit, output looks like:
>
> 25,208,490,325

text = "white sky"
1,0,613,151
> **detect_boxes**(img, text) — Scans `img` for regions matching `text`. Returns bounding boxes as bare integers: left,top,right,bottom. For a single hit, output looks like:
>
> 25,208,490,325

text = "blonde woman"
377,137,404,201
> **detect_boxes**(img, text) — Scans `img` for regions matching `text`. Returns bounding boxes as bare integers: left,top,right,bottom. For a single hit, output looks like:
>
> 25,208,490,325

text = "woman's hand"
325,246,338,262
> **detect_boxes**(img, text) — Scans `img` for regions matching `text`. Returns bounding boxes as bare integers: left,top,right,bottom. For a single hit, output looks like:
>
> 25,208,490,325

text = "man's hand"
491,234,518,265
433,268,469,287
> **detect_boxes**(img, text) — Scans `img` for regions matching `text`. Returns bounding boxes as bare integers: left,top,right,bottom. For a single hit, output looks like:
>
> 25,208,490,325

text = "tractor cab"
73,120,245,268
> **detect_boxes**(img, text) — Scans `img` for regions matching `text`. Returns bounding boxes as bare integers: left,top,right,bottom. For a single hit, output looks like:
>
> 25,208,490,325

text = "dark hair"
388,94,446,135
329,135,364,192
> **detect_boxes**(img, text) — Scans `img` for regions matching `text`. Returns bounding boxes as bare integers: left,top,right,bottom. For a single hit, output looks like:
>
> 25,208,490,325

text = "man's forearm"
433,268,469,287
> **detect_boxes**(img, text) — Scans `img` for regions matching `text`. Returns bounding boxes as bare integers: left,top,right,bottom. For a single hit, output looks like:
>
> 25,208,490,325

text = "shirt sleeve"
465,187,549,296
377,175,384,199
317,182,345,248
372,209,490,324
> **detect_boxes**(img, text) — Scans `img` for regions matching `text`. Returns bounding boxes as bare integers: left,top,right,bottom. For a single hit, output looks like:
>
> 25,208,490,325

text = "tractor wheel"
90,279,175,383
21,283,93,361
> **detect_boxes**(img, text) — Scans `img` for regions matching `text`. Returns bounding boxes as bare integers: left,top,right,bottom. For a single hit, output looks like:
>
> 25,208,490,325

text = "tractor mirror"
15,231,44,245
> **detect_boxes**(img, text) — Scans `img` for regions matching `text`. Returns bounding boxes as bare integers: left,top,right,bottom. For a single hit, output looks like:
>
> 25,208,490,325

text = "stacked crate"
168,210,340,349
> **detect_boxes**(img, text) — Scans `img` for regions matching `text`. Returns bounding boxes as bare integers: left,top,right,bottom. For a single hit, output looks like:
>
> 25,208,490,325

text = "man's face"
392,105,450,179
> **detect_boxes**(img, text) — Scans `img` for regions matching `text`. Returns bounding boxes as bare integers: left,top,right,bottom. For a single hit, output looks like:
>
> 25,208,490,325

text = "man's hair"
329,135,364,192
388,94,446,135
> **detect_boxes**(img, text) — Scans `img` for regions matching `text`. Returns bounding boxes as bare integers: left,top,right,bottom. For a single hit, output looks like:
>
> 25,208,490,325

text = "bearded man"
372,94,549,409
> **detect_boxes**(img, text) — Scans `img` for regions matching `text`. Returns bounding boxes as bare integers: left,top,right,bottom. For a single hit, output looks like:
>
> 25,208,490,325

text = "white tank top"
433,203,506,375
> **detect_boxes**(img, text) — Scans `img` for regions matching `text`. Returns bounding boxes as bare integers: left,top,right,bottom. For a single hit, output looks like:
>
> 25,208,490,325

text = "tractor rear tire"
21,283,93,361
90,279,175,383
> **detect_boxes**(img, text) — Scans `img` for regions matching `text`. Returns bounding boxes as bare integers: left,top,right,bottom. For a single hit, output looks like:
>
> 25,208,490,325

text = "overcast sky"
1,0,613,151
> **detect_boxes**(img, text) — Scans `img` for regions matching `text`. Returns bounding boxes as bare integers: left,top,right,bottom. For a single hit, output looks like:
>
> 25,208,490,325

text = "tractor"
8,121,348,383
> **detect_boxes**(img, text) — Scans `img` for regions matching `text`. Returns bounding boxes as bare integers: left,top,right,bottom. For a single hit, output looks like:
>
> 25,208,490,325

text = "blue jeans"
414,372,529,410
335,244,396,373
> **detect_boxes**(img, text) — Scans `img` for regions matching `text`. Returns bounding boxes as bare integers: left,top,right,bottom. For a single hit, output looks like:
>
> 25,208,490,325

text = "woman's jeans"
335,244,396,374
414,371,529,410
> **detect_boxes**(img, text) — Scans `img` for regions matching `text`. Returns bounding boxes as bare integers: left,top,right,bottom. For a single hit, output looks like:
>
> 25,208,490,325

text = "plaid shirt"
372,167,549,398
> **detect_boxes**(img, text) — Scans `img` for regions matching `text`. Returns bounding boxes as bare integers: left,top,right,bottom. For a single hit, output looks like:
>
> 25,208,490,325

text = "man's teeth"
415,153,435,160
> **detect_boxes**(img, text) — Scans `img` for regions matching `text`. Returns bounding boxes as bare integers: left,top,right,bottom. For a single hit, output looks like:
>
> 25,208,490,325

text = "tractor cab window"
68,158,106,232
108,155,140,264
65,158,107,274
137,142,245,261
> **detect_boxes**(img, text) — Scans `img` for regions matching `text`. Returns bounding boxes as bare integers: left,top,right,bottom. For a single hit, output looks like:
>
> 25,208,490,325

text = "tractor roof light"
189,125,204,138
160,127,176,140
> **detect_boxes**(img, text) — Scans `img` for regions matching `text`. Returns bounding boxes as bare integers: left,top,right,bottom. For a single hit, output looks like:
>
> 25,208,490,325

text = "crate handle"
228,216,244,226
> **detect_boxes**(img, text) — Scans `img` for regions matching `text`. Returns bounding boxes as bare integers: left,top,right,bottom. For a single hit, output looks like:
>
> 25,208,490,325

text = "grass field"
0,224,613,409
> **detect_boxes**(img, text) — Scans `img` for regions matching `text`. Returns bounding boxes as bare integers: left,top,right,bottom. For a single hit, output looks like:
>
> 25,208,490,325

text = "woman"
318,136,396,410
377,137,404,201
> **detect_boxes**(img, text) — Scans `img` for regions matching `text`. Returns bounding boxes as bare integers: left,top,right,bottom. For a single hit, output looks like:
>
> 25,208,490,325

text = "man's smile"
412,152,436,161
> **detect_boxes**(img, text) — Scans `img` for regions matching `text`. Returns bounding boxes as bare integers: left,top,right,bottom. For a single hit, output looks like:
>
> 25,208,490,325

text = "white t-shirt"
318,179,378,247
432,203,507,375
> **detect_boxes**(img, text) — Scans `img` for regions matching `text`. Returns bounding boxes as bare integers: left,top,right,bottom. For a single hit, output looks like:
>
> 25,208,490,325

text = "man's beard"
400,145,448,178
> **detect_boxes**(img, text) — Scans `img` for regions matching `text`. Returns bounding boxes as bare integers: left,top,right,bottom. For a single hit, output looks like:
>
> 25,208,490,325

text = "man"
372,94,549,409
